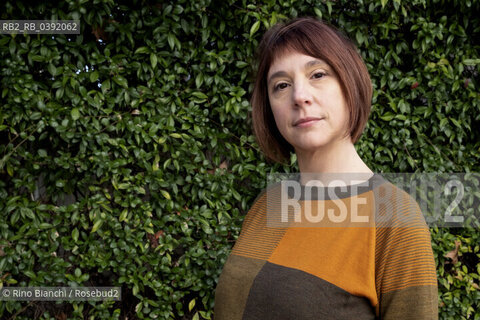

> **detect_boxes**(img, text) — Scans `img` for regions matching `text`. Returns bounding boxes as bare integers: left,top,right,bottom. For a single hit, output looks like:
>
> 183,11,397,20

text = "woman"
214,17,438,319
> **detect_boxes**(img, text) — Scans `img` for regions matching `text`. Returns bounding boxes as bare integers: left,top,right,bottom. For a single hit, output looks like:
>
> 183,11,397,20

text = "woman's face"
267,51,350,153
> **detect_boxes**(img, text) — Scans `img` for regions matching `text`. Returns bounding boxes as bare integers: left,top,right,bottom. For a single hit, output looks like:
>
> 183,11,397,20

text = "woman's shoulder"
250,180,285,207
371,177,429,229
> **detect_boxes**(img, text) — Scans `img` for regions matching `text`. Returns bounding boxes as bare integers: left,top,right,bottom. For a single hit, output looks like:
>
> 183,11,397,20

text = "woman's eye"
274,83,288,91
312,72,326,79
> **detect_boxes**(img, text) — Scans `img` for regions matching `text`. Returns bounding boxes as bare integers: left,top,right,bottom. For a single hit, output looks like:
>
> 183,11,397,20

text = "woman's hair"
250,17,372,164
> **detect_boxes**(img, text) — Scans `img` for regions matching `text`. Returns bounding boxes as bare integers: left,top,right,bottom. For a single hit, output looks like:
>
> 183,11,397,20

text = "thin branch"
8,301,35,320
404,143,420,171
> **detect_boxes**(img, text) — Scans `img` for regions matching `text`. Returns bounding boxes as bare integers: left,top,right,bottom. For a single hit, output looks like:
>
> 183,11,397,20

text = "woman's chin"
292,140,333,153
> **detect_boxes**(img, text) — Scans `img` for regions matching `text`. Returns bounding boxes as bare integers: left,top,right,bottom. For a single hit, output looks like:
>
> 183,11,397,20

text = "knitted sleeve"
374,184,438,319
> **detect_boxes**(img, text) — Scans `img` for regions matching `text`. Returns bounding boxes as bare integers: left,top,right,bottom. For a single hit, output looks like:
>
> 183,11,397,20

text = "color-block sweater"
214,174,438,319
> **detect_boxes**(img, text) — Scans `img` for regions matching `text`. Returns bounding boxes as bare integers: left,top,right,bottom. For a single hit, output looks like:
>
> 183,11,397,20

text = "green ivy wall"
0,0,479,319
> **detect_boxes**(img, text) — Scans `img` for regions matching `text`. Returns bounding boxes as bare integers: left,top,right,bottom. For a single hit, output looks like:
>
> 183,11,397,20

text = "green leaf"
6,163,14,177
118,183,129,189
160,190,171,200
0,37,9,46
72,228,79,242
21,207,35,219
119,209,128,222
188,298,196,312
195,73,204,88
56,87,64,99
101,79,111,92
150,53,158,69
463,59,480,66
356,30,364,45
192,91,208,99
38,149,47,157
235,61,248,68
113,75,128,88
450,118,462,128
71,108,80,121
31,55,44,62
157,136,167,144
90,71,99,82
91,219,103,233
380,112,395,121
167,33,175,50
30,112,41,120
134,46,149,54
250,20,260,37
327,1,332,15
47,64,57,76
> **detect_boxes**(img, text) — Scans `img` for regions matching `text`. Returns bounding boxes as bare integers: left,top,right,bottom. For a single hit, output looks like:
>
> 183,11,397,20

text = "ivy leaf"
188,298,196,312
113,75,128,88
463,59,480,66
71,108,80,121
47,64,57,76
380,112,395,121
72,228,79,242
160,190,171,200
167,33,175,50
119,209,128,222
192,91,208,99
150,53,158,69
134,46,149,54
90,71,99,82
91,219,103,233
250,20,260,37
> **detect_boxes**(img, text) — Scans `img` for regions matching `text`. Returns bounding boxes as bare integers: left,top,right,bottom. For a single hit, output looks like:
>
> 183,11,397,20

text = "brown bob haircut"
251,17,372,164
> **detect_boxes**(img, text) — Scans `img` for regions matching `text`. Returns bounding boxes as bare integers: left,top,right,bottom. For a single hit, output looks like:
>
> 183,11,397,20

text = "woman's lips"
294,118,323,128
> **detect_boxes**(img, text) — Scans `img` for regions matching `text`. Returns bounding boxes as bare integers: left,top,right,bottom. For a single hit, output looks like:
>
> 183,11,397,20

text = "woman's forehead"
267,49,330,74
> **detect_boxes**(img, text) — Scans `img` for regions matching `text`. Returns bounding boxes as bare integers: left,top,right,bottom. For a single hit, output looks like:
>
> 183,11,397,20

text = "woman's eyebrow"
267,59,328,84
305,59,328,69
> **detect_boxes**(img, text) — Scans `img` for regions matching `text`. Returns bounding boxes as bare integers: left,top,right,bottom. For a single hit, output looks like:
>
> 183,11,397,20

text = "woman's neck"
294,137,373,186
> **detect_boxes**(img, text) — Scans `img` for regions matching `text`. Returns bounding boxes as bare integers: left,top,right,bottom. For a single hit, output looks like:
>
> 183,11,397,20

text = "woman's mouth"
294,117,324,127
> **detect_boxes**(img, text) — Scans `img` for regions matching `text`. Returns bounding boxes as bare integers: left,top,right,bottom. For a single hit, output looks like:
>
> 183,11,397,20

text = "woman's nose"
293,81,313,107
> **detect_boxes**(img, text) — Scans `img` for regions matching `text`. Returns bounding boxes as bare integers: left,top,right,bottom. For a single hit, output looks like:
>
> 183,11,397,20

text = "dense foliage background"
0,0,479,319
